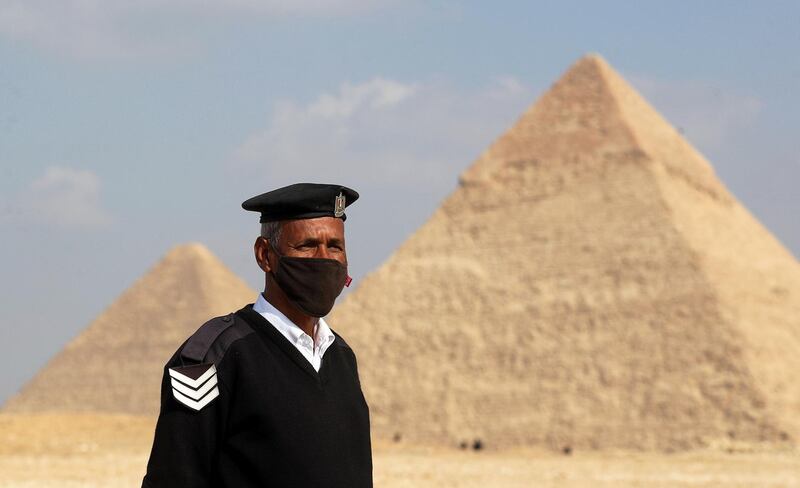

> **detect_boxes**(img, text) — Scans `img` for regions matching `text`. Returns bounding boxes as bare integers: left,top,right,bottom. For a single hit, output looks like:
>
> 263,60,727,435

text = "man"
142,183,372,487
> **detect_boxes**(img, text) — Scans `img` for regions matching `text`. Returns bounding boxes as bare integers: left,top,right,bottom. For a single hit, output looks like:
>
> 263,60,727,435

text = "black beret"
242,183,359,223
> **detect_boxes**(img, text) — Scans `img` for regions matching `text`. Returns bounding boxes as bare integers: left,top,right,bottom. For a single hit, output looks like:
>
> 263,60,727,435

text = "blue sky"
0,1,798,404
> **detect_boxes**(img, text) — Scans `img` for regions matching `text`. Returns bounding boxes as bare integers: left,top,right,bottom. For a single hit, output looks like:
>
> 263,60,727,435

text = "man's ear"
254,237,272,273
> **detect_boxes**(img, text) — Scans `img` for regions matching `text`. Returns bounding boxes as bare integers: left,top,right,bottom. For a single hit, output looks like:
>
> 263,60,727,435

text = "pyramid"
3,243,256,415
329,55,800,452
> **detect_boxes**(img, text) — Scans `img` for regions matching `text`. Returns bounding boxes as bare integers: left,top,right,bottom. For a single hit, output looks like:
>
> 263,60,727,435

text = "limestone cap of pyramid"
459,53,729,204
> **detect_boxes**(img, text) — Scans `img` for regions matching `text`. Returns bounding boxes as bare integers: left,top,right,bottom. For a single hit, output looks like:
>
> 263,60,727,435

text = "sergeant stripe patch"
168,363,219,411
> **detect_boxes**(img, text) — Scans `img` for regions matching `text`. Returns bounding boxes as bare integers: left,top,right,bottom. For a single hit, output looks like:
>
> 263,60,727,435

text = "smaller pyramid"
3,243,256,415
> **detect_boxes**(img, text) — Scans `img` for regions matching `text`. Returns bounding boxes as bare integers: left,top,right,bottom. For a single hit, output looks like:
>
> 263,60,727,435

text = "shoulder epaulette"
169,310,254,411
181,313,236,363
180,310,255,363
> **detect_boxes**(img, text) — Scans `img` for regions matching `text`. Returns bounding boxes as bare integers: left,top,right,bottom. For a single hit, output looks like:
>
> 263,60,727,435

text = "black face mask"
270,251,349,318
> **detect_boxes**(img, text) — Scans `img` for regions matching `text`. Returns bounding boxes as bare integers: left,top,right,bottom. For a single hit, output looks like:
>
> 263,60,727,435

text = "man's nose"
315,245,331,259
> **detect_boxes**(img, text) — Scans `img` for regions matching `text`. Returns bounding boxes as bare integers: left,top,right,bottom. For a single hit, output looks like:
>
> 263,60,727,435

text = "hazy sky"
1,1,798,405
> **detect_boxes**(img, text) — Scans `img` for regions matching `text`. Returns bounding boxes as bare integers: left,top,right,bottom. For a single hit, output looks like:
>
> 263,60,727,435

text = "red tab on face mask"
345,275,353,287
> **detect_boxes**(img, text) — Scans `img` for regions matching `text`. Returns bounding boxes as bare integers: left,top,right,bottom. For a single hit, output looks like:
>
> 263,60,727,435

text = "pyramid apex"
167,241,211,254
154,242,234,282
577,52,609,65
163,242,216,261
564,52,617,80
458,52,633,187
459,52,724,197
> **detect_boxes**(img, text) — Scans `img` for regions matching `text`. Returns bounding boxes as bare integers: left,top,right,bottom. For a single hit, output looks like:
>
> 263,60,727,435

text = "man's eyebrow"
291,237,321,246
290,235,344,247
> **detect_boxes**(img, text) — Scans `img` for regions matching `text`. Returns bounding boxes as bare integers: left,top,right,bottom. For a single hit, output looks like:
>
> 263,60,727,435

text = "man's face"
255,216,347,276
276,216,347,263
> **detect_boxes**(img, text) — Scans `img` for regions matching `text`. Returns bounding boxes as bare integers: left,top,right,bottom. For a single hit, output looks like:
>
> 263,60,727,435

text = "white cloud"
629,75,762,150
307,79,418,119
231,76,535,191
0,0,395,60
25,166,112,228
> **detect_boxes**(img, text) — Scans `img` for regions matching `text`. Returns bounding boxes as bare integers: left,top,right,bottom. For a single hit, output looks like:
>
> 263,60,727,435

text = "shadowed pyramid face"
329,54,800,452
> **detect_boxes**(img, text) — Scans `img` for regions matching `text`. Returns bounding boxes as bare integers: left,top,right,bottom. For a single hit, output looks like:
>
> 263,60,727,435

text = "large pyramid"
3,243,256,415
330,55,800,452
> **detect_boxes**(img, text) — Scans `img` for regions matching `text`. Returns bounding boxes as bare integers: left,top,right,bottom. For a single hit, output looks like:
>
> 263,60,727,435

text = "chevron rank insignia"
168,363,219,411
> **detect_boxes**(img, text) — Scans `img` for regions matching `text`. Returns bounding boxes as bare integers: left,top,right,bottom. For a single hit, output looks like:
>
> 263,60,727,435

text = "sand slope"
1,414,798,488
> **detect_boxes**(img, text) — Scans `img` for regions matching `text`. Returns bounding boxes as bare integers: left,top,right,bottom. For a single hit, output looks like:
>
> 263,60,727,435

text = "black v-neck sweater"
143,305,373,488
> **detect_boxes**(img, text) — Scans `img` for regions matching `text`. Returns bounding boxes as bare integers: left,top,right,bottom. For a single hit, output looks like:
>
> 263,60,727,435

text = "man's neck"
262,289,317,337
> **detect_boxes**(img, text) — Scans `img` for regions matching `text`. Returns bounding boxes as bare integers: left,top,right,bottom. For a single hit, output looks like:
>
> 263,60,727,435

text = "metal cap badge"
334,192,346,218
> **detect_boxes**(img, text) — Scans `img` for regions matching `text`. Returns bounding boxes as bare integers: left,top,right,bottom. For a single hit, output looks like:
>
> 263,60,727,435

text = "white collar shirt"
252,293,336,372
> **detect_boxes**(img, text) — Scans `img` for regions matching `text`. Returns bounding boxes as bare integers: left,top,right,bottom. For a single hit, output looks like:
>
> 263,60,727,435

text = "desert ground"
1,414,798,487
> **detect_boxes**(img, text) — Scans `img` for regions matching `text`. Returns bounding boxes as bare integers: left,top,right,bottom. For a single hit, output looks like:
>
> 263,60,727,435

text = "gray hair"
260,221,283,251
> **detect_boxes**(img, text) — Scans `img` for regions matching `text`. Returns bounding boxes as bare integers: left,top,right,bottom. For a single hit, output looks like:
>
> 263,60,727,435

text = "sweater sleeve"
141,351,232,488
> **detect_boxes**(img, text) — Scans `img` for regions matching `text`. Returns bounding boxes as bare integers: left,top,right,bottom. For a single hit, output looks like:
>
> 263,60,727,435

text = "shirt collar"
315,316,336,356
253,294,336,351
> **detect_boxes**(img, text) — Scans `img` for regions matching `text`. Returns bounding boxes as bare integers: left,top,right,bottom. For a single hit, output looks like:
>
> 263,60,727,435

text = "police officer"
142,183,372,487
